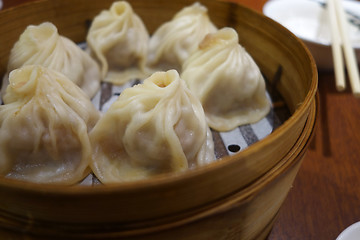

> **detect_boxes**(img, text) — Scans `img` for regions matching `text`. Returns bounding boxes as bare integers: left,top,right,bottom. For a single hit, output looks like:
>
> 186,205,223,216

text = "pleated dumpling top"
181,28,271,131
147,2,217,72
3,22,101,98
0,65,100,184
90,70,215,183
86,1,150,85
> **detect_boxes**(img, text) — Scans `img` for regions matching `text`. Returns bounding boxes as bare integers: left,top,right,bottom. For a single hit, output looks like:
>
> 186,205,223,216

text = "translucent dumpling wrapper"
0,65,100,184
1,22,101,99
90,70,215,183
86,1,150,85
181,28,271,131
147,2,217,72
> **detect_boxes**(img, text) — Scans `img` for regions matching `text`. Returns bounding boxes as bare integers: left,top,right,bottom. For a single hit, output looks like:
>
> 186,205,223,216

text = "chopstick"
328,0,345,91
328,0,360,97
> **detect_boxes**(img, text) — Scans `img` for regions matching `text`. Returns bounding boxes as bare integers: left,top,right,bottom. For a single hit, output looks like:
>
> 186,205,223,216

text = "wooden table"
2,0,360,239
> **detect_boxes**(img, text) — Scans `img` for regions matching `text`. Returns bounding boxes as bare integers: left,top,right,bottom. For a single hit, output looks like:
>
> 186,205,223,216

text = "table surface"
2,0,360,239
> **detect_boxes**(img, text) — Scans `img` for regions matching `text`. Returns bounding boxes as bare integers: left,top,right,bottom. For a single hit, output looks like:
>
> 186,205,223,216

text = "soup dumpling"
86,1,150,85
2,22,101,99
147,2,217,72
181,28,271,131
89,70,215,183
0,65,100,184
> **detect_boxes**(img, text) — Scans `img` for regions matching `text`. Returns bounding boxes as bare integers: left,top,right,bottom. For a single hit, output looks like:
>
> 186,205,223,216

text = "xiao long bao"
2,22,101,99
0,65,100,184
181,27,271,131
86,1,150,85
89,70,215,183
147,2,217,72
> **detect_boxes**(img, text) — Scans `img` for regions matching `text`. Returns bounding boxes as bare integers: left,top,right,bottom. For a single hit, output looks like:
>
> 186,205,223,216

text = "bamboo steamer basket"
0,93,318,239
0,0,318,239
0,94,318,239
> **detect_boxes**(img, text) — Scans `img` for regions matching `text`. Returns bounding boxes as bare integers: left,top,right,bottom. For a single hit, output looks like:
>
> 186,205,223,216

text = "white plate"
263,0,360,69
337,222,360,240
